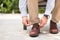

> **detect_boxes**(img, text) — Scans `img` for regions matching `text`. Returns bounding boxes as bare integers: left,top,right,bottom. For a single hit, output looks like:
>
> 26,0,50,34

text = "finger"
40,22,45,26
40,20,44,26
38,23,40,26
39,23,44,28
23,20,28,26
26,20,30,26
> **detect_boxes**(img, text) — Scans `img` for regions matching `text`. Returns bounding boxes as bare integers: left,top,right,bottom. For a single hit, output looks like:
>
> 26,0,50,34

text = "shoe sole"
50,31,58,34
29,34,39,37
29,32,40,37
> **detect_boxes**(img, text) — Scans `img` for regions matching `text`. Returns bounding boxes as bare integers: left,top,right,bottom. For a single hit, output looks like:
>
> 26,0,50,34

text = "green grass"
38,7,45,14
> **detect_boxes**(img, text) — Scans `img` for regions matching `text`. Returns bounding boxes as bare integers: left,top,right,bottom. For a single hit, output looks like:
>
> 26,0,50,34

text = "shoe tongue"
32,23,39,29
33,23,38,25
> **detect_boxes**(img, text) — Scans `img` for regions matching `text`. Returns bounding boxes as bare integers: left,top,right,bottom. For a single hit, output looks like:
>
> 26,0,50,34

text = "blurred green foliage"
0,0,45,13
38,7,45,13
0,0,20,13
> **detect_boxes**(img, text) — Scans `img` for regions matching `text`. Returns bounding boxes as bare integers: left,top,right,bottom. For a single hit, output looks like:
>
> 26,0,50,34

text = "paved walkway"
0,14,60,40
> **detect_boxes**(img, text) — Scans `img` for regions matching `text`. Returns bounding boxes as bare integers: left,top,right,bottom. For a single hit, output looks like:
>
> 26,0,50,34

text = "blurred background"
0,0,47,14
0,0,20,13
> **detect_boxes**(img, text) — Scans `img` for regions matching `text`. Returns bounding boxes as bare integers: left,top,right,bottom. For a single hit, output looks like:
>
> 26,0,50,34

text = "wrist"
44,14,50,19
22,16,27,18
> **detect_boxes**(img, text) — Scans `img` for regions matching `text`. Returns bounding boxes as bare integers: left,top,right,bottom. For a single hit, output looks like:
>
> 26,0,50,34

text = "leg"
27,0,40,37
50,0,60,34
52,0,60,23
27,0,39,24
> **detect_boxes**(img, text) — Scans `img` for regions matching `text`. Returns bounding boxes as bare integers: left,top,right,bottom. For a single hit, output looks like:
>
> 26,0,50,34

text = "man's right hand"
22,16,30,26
39,16,48,28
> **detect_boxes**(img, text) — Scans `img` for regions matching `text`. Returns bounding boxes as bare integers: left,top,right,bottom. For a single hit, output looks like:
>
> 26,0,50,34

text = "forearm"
19,0,27,17
44,0,55,16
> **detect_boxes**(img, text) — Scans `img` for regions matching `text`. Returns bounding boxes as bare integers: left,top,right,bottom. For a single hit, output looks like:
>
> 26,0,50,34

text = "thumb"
26,20,30,26
39,20,43,28
40,19,44,27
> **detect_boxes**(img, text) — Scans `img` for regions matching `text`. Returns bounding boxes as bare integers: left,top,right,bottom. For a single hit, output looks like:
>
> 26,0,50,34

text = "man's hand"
39,16,48,28
22,16,30,26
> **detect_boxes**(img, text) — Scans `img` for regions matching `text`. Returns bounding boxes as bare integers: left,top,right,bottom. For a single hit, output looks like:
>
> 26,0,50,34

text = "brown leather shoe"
50,20,58,34
29,23,40,37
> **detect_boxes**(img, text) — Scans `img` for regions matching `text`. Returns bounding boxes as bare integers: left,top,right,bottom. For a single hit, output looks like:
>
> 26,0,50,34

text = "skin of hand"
39,16,48,28
22,16,30,26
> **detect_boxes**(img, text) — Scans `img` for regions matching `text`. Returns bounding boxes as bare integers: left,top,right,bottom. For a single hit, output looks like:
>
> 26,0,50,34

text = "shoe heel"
23,25,27,30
